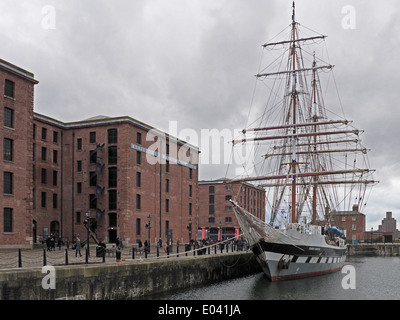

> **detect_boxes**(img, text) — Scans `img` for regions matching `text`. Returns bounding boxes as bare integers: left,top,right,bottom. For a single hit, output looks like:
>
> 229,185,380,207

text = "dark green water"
151,257,400,300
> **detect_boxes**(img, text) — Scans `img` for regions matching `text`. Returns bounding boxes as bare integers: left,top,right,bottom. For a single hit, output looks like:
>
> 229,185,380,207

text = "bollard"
65,248,69,265
208,246,210,255
145,248,147,258
102,249,105,263
157,246,159,257
167,246,169,258
132,247,135,260
214,245,217,254
177,246,179,258
86,248,89,264
43,248,47,266
18,249,22,268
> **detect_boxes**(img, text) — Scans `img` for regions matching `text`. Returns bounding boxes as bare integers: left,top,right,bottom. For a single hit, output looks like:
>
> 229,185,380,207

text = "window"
209,205,215,215
209,195,215,204
189,203,192,216
89,132,96,143
209,186,215,194
41,192,46,208
225,195,232,201
225,185,232,191
108,146,117,164
109,167,117,188
165,220,170,236
53,194,58,209
108,129,117,144
136,218,141,235
53,131,58,143
77,160,82,172
4,107,14,128
189,185,192,197
352,224,357,231
166,143,170,155
136,151,141,165
4,79,14,98
136,194,141,210
165,160,169,173
189,168,192,180
77,138,82,150
165,179,169,193
76,212,81,224
90,150,97,164
4,138,13,161
41,168,47,184
136,171,141,187
225,206,232,212
109,213,117,227
41,128,47,140
225,217,232,223
53,150,58,164
41,147,47,161
208,217,215,223
4,208,13,232
77,182,82,194
108,190,117,210
89,194,96,209
4,172,13,194
89,171,97,186
165,199,169,213
137,132,142,144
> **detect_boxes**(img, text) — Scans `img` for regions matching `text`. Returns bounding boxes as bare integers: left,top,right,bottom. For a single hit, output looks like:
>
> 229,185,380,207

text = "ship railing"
284,223,322,236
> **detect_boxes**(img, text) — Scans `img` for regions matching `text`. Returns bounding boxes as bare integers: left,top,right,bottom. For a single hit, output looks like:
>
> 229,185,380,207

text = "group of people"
43,234,63,251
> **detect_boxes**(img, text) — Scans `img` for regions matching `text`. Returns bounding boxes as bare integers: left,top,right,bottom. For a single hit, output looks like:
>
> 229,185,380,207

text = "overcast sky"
2,0,399,229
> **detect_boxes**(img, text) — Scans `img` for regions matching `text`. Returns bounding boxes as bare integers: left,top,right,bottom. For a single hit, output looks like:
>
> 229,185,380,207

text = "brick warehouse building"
1,58,199,249
33,113,199,247
0,59,38,249
198,179,265,241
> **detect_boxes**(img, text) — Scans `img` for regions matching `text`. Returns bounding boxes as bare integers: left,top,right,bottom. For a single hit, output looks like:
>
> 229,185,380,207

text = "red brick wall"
0,62,37,249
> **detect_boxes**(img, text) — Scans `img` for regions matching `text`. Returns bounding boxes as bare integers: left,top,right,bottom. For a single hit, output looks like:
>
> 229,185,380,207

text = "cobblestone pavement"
0,243,246,270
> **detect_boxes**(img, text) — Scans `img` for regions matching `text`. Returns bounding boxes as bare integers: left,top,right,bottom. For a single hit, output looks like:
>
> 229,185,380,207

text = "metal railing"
0,238,250,270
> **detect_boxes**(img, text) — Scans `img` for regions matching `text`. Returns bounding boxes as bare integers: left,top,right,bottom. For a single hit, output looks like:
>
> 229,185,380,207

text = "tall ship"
230,3,376,281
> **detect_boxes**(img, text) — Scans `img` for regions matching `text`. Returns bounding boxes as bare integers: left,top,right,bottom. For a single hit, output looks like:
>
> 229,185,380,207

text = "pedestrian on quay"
75,236,82,257
138,239,143,255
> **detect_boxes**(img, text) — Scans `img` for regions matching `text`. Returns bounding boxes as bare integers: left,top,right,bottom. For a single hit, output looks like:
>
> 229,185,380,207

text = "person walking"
75,236,82,257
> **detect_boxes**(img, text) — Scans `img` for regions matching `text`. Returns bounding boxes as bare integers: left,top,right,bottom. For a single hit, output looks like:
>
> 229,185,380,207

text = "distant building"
329,204,366,243
367,212,400,243
198,179,265,241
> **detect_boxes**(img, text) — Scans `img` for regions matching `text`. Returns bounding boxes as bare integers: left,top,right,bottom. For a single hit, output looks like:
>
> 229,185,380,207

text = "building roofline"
33,112,199,150
0,58,38,84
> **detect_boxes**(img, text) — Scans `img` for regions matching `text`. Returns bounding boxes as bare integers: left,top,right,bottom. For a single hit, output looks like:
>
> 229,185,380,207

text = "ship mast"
290,1,297,223
230,2,377,226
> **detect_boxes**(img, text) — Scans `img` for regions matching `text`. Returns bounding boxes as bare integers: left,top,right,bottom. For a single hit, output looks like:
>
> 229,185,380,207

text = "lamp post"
187,218,192,243
85,210,90,257
146,214,152,253
371,227,373,243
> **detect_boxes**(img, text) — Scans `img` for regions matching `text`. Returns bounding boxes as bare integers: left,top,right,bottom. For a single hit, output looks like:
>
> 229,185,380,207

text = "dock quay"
348,243,400,256
0,244,260,300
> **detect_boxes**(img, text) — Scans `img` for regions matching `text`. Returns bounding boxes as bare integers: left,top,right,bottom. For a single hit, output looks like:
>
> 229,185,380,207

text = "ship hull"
252,240,347,281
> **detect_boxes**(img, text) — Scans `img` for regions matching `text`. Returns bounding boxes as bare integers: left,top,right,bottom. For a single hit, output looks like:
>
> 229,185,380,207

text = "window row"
77,128,118,151
33,125,59,143
36,147,59,163
208,217,233,224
